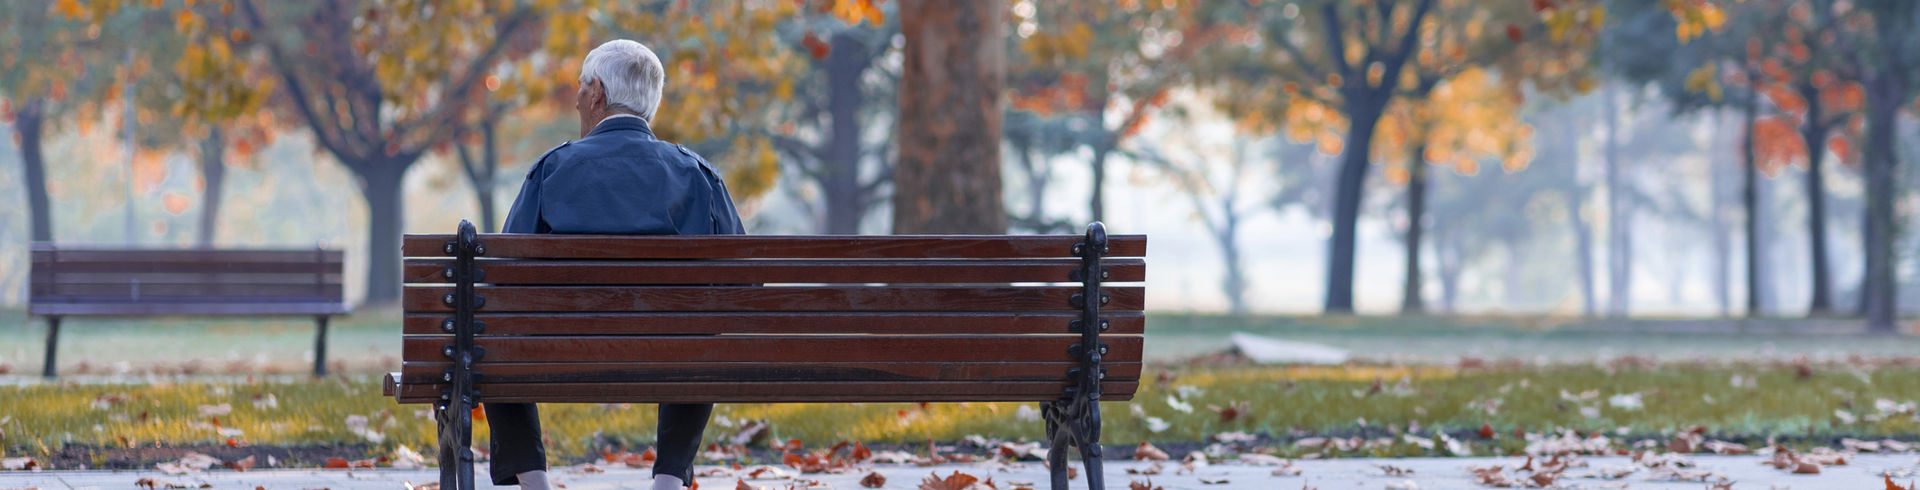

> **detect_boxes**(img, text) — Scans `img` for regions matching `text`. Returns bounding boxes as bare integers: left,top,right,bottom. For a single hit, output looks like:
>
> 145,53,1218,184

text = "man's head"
576,39,665,137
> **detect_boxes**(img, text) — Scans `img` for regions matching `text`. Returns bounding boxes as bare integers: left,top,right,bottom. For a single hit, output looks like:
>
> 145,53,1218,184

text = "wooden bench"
385,220,1146,490
29,244,349,377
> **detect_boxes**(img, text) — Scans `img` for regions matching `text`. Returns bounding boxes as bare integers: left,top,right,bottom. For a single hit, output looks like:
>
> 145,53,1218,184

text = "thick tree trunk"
197,128,227,246
1324,95,1386,314
892,0,1006,234
1742,84,1764,317
16,99,52,243
1862,70,1901,333
356,161,409,307
1604,86,1631,316
823,32,868,234
1798,82,1834,315
1401,147,1428,314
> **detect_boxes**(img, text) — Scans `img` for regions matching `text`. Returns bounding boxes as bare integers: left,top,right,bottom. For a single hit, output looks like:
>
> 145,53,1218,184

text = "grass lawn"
5,362,1920,468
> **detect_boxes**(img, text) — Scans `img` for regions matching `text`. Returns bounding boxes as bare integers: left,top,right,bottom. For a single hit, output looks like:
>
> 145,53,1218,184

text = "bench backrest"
394,226,1146,405
30,244,347,316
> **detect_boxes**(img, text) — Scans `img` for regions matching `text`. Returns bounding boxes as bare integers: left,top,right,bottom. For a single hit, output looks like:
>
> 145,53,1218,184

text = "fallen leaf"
860,472,887,488
1,457,38,471
228,456,255,472
1272,464,1303,476
919,471,982,490
324,458,350,469
1478,423,1496,439
1529,472,1556,487
1794,461,1822,474
1128,479,1163,490
1134,442,1170,461
1887,475,1913,490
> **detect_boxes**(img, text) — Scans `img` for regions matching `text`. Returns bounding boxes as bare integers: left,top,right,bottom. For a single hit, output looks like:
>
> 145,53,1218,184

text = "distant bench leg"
42,316,61,379
313,316,330,377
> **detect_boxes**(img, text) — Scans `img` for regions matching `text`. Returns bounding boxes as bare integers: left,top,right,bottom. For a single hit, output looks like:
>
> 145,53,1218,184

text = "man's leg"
485,403,547,486
651,403,713,486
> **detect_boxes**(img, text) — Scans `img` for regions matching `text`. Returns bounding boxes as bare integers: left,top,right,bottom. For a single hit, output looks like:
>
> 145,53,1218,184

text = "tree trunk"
1436,231,1462,313
1604,86,1631,317
1742,82,1764,317
1401,146,1428,314
1862,68,1901,333
1216,207,1247,315
1710,110,1732,317
822,31,868,234
892,0,1006,234
1324,94,1386,314
197,128,227,246
1565,190,1597,316
455,119,500,233
356,160,409,307
1798,82,1834,315
15,98,52,243
1089,137,1112,224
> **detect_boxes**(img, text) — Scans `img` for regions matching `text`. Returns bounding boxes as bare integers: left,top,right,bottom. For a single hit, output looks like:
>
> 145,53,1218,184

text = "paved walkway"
3,454,1917,489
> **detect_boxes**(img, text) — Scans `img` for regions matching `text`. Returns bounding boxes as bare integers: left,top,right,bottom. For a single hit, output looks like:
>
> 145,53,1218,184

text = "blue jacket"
501,116,746,236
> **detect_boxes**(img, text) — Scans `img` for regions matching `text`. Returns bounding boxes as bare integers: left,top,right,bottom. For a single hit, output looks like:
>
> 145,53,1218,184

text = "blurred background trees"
6,0,1920,325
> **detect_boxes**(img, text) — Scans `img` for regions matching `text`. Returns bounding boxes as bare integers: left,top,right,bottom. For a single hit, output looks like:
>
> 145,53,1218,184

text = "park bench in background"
386,220,1146,490
29,245,349,377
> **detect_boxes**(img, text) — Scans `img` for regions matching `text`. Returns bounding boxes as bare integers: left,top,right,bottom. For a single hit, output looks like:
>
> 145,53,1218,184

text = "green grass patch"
4,363,1919,464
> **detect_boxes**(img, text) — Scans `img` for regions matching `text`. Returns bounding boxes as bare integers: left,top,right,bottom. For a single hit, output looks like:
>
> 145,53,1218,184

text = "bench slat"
30,302,348,315
403,234,1147,259
36,284,343,298
402,286,1145,313
391,380,1139,404
400,311,1146,335
48,273,344,285
32,248,344,263
403,258,1146,285
400,335,1144,364
398,361,1142,385
29,261,341,275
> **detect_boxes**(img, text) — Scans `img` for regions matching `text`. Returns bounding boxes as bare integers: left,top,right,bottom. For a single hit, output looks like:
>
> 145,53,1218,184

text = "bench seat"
392,221,1145,490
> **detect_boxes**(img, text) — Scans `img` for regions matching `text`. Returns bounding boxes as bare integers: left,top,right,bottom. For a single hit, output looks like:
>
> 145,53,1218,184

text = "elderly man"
486,39,744,490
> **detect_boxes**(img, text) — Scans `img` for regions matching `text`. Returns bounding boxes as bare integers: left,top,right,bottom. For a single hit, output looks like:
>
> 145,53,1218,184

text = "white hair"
579,39,665,122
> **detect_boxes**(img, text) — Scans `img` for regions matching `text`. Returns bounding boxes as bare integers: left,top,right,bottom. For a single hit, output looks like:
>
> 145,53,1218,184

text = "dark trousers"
485,402,713,486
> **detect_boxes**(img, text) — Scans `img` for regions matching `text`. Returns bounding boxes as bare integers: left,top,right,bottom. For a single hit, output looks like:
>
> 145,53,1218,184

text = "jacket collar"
587,115,657,140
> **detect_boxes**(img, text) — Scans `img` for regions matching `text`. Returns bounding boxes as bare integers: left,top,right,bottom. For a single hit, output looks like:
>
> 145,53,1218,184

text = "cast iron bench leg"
313,316,330,377
42,316,61,378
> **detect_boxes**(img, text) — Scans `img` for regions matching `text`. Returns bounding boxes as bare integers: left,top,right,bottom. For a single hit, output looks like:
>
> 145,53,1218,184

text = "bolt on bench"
385,220,1146,490
30,245,348,377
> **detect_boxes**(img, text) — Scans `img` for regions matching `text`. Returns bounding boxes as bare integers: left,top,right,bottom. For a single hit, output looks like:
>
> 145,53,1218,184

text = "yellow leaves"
1381,68,1532,176
827,0,885,26
52,0,89,19
174,9,198,34
1684,64,1722,101
1668,0,1727,42
1020,23,1095,65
